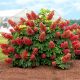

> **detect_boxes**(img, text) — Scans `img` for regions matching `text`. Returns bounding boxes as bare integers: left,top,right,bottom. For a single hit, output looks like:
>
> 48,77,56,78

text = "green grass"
0,36,8,43
0,36,8,60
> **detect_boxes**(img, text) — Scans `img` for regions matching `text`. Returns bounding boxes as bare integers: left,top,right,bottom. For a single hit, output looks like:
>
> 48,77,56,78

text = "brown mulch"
0,60,80,80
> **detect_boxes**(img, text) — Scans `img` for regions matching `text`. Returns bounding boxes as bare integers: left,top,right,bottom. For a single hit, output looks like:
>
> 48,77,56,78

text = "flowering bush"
65,23,80,59
1,9,78,69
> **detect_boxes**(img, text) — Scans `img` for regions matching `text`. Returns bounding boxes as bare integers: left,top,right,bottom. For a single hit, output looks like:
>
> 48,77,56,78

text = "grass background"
0,36,8,60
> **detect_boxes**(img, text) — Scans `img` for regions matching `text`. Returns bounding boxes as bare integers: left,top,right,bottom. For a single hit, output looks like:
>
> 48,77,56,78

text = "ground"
0,60,80,80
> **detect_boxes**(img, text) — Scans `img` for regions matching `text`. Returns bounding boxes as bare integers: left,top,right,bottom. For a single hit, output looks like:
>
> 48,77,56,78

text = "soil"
0,60,80,80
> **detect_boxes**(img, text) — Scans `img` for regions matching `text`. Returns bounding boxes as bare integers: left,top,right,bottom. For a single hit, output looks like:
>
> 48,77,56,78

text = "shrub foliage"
1,9,80,69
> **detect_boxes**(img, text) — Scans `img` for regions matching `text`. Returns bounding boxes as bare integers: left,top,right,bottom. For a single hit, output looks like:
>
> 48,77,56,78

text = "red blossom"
61,53,71,63
63,49,70,55
30,54,35,61
11,40,16,44
33,27,38,32
8,46,15,53
21,50,28,59
41,53,46,59
8,19,16,27
47,10,54,20
9,29,15,33
2,48,9,55
31,11,38,20
61,30,72,38
26,27,34,35
26,20,35,27
49,41,55,49
50,55,55,60
23,37,32,46
60,41,68,49
55,32,61,38
20,17,27,23
39,22,46,32
14,25,21,32
26,13,32,20
32,48,38,55
0,44,9,49
73,43,80,49
52,61,56,66
39,32,46,42
72,40,80,46
74,50,80,55
55,17,61,24
5,58,12,64
2,33,13,39
70,35,79,41
50,22,57,30
16,38,22,45
15,54,21,59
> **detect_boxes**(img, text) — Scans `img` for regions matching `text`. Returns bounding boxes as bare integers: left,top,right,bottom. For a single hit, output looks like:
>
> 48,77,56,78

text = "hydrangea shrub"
1,9,79,69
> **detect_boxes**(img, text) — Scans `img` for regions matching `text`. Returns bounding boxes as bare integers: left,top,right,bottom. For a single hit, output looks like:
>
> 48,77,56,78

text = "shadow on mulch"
0,60,80,80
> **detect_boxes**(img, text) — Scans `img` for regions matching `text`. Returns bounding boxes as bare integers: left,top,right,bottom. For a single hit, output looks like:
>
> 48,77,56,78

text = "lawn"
0,36,8,60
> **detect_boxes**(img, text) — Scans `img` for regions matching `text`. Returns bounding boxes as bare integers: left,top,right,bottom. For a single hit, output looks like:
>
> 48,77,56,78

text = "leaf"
13,32,19,39
19,59,24,67
58,63,71,69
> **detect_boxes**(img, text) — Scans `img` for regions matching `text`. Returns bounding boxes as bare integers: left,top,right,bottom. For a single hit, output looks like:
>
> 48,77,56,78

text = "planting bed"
0,60,80,80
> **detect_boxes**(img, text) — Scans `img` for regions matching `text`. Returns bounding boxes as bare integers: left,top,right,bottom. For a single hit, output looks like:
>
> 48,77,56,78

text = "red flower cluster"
74,50,80,55
1,44,14,55
61,30,72,38
23,37,32,46
39,32,46,42
41,53,46,59
40,22,46,32
8,46,14,53
31,11,39,20
8,19,16,27
9,29,15,33
26,27,34,35
52,61,56,66
2,48,9,55
14,25,21,32
21,50,28,59
33,27,38,32
26,11,38,20
2,46,14,55
15,38,22,45
47,11,54,20
61,53,71,63
63,49,70,55
5,58,12,64
65,23,79,31
58,20,70,29
72,40,80,49
26,20,35,27
2,33,13,39
20,17,27,23
70,35,79,41
30,54,35,61
60,41,68,49
55,32,61,38
55,17,61,24
11,39,17,44
50,22,57,31
50,55,55,60
15,54,21,59
0,44,9,49
32,48,38,55
49,41,55,49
